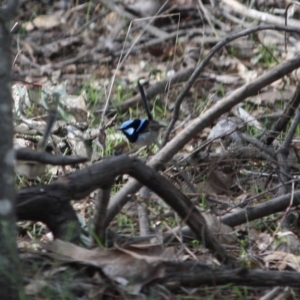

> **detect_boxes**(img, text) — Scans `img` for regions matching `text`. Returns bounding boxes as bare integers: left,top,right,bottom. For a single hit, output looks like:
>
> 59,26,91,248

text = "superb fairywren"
119,81,165,147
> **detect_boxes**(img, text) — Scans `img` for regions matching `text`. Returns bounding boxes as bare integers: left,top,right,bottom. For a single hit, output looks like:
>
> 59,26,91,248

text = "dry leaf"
248,88,295,106
126,0,161,16
25,280,47,295
263,251,300,271
203,213,237,245
60,92,88,122
207,170,233,195
24,15,64,31
115,243,176,263
232,105,263,131
41,240,167,294
256,232,272,251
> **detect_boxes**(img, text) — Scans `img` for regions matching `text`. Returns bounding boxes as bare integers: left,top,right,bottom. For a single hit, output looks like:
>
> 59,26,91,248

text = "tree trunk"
0,1,23,298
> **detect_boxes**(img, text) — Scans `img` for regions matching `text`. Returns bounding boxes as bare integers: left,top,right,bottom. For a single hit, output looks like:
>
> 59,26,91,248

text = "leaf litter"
14,0,300,299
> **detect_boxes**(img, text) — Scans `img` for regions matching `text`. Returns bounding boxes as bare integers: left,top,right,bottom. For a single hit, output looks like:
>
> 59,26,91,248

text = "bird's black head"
119,119,149,143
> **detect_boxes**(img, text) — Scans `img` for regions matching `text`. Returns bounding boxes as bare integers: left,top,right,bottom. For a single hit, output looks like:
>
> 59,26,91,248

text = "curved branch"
17,155,235,264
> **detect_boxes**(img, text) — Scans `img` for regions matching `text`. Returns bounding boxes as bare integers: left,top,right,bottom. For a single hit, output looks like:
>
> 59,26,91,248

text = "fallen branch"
16,148,88,165
162,264,300,288
17,155,236,264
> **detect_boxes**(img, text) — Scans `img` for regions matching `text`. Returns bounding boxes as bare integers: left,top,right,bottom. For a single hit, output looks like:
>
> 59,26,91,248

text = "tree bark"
0,1,23,299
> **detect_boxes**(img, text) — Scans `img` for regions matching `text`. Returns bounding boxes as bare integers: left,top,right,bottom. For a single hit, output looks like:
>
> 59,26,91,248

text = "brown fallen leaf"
23,15,64,31
41,239,167,294
207,170,233,195
263,251,300,271
203,213,238,245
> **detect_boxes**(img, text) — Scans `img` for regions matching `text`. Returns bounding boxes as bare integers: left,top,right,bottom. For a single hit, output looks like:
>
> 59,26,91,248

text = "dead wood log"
16,155,236,265
162,263,300,288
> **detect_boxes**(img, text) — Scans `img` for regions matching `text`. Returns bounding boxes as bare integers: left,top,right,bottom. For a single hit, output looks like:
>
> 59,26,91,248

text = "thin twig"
107,49,300,227
162,24,300,146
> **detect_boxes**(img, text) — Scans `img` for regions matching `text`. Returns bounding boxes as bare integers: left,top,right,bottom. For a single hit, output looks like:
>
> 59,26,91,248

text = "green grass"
199,194,210,210
296,120,300,135
254,44,278,67
83,82,102,108
190,239,200,249
216,83,226,98
246,124,261,136
117,213,135,234
232,285,249,298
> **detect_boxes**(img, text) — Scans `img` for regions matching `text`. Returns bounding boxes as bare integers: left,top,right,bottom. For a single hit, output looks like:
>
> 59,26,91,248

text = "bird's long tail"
137,81,153,121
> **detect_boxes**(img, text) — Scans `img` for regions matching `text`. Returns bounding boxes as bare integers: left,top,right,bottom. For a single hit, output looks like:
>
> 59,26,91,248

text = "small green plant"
255,44,278,67
243,100,255,114
232,285,249,298
29,222,46,239
164,217,178,228
238,242,254,269
275,98,285,110
24,102,37,118
152,97,165,120
227,45,239,57
197,193,209,210
83,82,101,109
193,90,209,116
250,182,260,194
85,0,93,22
296,121,300,136
246,124,260,136
116,82,134,104
117,213,135,233
101,126,125,156
216,83,225,98
190,239,200,249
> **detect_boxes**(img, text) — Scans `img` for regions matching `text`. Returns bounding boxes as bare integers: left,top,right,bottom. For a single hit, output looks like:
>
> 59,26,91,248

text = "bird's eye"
124,128,135,135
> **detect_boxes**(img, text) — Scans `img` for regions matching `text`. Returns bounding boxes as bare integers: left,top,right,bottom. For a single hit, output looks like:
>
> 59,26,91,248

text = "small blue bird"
119,81,165,147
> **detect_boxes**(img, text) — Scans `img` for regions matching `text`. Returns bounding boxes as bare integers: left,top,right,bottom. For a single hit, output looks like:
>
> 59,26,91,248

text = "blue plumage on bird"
119,118,164,146
119,81,165,147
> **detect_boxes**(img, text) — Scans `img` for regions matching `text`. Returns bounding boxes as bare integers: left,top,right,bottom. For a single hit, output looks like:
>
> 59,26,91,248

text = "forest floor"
13,0,300,299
